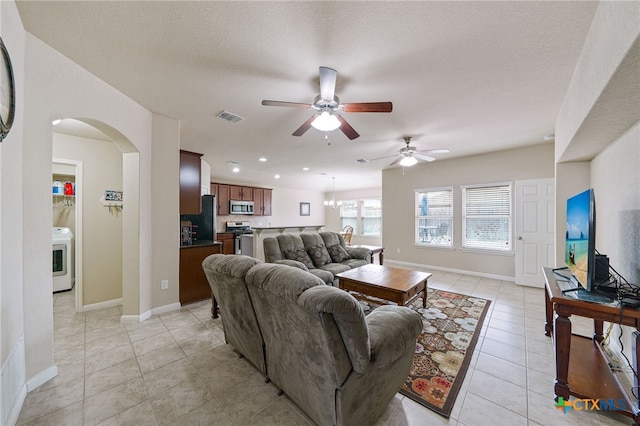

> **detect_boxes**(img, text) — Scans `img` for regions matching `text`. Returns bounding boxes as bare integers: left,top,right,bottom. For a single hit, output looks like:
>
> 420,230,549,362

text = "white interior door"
515,178,555,287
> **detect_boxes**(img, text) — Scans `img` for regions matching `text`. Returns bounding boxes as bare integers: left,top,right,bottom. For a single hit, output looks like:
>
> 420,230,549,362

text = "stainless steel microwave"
230,200,254,215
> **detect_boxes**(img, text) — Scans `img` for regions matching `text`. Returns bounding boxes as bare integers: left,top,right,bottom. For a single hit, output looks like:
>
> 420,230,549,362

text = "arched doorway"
51,118,140,315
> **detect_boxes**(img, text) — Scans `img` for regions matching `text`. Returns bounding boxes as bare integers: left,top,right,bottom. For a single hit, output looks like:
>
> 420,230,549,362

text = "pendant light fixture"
324,176,341,208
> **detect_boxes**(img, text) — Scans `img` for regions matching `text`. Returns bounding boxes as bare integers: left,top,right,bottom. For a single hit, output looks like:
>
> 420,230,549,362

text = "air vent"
216,111,245,123
356,159,369,163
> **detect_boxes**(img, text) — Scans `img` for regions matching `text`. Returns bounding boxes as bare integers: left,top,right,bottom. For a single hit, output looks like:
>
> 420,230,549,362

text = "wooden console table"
543,267,640,422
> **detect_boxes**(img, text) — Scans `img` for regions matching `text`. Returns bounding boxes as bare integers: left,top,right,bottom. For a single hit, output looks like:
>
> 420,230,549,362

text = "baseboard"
3,384,26,426
2,336,26,426
81,298,122,312
26,365,58,392
120,302,181,324
384,259,515,283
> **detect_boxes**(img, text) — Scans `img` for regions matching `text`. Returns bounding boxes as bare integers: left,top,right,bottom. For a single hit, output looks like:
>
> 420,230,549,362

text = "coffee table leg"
423,281,427,308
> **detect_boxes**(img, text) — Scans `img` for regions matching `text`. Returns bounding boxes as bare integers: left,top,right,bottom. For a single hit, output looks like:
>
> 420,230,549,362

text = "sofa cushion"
306,244,332,267
327,244,350,263
340,258,370,269
284,248,315,269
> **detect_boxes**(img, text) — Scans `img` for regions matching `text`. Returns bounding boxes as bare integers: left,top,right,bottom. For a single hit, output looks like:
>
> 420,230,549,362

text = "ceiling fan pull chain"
325,132,331,145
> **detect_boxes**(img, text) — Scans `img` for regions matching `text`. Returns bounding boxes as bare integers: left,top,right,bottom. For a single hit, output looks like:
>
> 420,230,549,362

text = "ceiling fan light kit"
262,66,392,140
399,156,418,167
311,110,341,131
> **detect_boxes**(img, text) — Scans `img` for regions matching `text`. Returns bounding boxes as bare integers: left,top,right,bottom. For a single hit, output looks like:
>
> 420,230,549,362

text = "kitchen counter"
252,225,325,234
180,240,223,248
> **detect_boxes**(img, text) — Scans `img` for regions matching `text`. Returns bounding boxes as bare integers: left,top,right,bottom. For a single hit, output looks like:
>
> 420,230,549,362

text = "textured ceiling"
17,1,599,192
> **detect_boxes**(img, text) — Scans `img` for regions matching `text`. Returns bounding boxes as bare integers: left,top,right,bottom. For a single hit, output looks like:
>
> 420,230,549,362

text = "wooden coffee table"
336,264,431,308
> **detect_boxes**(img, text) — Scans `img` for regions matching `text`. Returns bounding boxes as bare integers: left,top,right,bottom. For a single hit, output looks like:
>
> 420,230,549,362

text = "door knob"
517,236,523,240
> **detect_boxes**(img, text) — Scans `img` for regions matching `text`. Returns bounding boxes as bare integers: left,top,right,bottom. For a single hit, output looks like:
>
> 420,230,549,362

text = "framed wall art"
300,202,310,216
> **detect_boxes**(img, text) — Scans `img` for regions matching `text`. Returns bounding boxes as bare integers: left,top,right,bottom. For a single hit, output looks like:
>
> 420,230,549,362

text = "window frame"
461,182,513,254
359,198,382,237
339,200,358,233
414,186,454,248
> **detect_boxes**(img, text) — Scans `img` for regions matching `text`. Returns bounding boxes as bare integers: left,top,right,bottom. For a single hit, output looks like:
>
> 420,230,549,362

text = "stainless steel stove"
225,221,253,255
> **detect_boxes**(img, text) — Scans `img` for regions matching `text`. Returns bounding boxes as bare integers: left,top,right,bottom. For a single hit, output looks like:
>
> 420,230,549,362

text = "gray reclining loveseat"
202,254,422,426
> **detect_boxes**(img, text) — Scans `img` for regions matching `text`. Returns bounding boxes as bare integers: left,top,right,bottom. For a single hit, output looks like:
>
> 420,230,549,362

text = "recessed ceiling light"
232,167,240,173
259,157,267,162
302,167,309,171
274,174,280,179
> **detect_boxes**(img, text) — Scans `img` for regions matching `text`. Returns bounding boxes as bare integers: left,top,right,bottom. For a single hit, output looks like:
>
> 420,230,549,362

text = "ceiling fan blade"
389,156,403,166
365,154,397,162
292,115,317,137
336,115,360,140
414,153,436,162
262,100,312,109
416,148,450,155
319,67,337,101
340,102,393,113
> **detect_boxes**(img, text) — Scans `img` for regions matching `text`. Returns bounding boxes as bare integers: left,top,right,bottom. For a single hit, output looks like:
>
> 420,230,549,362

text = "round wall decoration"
0,37,15,142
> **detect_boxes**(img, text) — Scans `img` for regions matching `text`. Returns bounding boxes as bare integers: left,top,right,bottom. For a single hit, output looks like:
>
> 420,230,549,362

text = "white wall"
591,123,640,284
382,143,555,279
0,1,26,423
554,0,640,394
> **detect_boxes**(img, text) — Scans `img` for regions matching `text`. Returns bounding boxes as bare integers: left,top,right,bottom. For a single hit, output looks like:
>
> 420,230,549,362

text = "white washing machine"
52,227,74,292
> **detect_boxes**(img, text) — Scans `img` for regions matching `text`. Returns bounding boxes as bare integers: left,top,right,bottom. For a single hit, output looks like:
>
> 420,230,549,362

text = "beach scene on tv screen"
566,190,590,286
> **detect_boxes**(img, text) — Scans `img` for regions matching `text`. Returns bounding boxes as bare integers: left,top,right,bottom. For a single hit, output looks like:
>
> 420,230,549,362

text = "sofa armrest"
366,305,422,368
346,247,371,261
273,259,309,271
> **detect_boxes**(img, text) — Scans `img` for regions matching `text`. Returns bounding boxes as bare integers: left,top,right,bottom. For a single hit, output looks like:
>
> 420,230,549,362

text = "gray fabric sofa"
245,262,423,426
202,254,422,426
201,254,266,375
263,231,371,285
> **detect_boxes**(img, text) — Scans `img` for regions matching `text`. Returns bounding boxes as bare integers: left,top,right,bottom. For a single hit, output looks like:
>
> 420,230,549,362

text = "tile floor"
17,270,632,425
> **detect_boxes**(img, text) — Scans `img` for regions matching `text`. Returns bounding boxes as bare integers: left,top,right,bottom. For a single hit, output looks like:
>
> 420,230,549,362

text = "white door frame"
53,157,83,312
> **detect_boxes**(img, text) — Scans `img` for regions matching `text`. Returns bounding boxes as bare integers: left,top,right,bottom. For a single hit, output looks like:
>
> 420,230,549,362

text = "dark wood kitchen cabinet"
216,232,235,254
179,150,203,214
211,183,230,215
211,182,272,216
253,188,272,216
230,185,253,201
179,243,221,305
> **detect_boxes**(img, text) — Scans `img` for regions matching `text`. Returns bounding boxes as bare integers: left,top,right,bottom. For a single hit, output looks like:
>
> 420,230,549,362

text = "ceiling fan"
261,66,392,140
361,137,450,167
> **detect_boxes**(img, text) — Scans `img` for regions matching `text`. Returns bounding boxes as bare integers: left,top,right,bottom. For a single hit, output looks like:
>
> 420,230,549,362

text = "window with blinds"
415,187,453,247
462,183,512,252
360,199,382,236
339,200,358,232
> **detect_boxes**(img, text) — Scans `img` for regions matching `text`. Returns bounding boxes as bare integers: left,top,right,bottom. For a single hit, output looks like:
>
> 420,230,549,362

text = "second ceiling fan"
262,66,392,140
362,137,450,167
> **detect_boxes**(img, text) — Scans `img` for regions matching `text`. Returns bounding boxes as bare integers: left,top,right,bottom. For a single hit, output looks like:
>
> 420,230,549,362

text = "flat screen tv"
565,188,596,291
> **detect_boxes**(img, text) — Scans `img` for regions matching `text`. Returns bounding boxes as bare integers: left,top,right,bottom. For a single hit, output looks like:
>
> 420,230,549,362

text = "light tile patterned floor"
17,271,632,425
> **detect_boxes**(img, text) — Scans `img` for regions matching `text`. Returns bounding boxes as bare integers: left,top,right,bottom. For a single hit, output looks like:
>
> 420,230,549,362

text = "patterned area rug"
352,288,490,418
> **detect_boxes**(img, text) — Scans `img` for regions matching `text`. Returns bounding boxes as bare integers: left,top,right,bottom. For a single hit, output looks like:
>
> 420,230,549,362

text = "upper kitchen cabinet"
179,150,203,214
213,183,230,215
230,185,253,201
253,188,272,216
